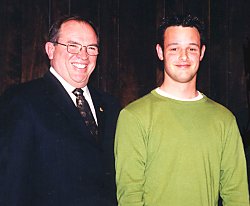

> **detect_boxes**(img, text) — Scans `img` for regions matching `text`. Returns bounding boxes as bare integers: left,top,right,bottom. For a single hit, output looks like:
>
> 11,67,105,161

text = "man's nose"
179,49,188,60
77,46,89,59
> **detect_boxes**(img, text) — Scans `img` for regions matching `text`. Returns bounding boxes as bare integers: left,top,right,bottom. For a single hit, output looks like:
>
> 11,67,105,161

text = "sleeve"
0,93,35,206
220,117,249,206
114,109,147,206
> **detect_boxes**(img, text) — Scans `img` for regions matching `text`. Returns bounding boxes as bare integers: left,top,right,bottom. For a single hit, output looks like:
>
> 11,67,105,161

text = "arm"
220,117,249,206
0,92,34,206
114,109,147,206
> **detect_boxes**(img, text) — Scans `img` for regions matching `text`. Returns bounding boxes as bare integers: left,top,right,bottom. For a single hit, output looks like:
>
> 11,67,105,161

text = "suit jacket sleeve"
0,86,36,205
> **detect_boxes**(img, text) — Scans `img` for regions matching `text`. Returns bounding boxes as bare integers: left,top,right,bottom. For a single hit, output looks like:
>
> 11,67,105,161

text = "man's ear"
199,45,206,61
156,44,164,61
45,42,55,60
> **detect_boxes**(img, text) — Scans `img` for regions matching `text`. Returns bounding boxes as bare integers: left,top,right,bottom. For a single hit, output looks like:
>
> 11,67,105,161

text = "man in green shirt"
114,14,249,206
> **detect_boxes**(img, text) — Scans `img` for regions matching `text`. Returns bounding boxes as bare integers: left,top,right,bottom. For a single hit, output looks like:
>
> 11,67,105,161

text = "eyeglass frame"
53,41,99,56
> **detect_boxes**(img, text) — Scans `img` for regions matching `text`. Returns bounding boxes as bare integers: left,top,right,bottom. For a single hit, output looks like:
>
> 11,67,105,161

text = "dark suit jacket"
0,72,120,206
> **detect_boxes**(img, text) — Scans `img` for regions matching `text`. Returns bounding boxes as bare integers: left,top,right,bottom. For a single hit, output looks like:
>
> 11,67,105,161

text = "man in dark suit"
0,15,120,206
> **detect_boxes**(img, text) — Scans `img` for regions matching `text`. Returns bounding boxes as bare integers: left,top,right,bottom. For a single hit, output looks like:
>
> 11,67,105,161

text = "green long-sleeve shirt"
115,89,249,206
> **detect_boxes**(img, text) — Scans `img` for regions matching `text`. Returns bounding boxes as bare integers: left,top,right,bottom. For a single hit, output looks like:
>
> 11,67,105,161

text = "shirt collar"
49,66,90,97
156,87,203,101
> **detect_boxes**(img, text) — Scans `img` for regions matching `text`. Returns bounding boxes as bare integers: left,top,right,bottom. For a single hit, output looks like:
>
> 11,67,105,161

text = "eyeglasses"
54,42,99,56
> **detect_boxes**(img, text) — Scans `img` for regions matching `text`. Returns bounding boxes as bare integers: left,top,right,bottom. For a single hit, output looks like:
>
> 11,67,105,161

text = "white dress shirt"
49,67,98,124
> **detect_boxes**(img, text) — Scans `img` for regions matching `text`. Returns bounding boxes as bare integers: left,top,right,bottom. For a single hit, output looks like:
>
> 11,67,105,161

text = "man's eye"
170,48,177,51
88,46,97,51
189,48,198,52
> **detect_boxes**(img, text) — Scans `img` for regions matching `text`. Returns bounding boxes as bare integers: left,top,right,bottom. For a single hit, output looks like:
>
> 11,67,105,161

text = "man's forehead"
58,21,97,40
163,26,201,44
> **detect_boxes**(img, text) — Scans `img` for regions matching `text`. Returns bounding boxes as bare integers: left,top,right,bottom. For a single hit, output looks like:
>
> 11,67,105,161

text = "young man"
0,15,120,206
115,14,249,205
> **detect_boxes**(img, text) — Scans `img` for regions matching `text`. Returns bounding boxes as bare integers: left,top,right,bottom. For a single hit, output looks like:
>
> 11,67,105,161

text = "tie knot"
73,88,83,97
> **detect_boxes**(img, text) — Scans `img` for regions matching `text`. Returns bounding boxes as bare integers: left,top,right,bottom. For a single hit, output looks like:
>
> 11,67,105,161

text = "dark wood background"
1,1,250,150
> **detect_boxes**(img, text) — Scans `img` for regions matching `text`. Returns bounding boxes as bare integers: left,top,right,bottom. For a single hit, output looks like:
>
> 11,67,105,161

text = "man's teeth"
72,63,87,69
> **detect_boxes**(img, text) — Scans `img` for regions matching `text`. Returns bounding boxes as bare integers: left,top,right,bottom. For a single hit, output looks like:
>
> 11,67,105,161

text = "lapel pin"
99,107,104,112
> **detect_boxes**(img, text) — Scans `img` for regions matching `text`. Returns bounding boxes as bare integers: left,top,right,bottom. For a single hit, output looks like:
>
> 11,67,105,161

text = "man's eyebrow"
189,43,200,47
66,40,98,46
66,40,80,44
166,43,200,47
166,43,178,46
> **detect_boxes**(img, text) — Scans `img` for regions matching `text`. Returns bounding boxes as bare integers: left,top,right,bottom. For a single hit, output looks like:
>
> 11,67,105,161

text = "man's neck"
160,81,198,99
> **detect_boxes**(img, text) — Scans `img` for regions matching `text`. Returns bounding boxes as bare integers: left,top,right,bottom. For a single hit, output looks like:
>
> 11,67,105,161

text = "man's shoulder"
90,87,116,101
121,91,156,117
1,77,45,99
0,77,47,117
205,96,232,112
203,95,235,119
88,86,121,110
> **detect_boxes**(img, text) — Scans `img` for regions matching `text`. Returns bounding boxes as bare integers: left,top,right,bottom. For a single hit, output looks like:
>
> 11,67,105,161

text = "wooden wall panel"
209,0,249,134
21,0,49,83
210,1,230,105
155,0,165,87
70,0,100,23
98,0,120,95
0,0,22,94
164,0,184,14
118,0,156,106
243,0,250,138
49,0,71,24
226,0,249,131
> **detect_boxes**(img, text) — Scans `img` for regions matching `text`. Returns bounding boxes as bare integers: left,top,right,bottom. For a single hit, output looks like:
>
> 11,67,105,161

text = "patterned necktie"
73,88,99,140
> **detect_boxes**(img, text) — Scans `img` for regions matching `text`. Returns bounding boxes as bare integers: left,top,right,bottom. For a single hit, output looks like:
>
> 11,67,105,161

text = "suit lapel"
43,72,99,146
88,87,106,143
